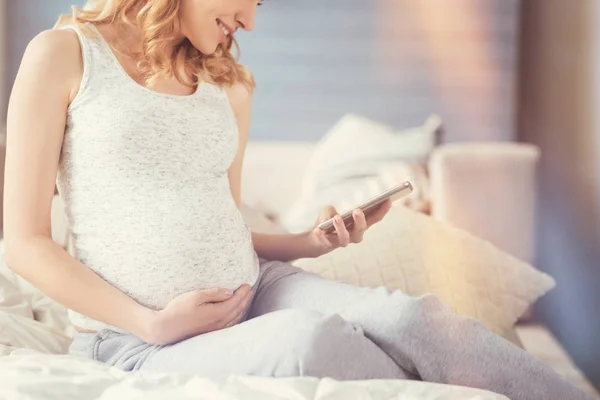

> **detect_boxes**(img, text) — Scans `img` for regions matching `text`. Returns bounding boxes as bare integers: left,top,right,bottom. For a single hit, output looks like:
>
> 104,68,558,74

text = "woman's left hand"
307,199,393,257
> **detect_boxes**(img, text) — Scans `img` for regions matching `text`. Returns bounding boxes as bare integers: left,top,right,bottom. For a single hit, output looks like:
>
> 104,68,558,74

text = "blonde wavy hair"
55,0,255,90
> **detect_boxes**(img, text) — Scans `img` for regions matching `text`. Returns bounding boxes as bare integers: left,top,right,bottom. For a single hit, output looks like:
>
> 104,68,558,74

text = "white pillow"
280,114,441,233
302,113,441,193
292,205,555,336
281,163,428,233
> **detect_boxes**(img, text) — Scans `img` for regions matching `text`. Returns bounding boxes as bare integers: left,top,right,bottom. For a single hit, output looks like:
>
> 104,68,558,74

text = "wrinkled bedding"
0,353,508,400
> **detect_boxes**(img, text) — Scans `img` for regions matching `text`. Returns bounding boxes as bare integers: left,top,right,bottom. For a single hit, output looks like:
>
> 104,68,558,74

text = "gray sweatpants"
70,260,592,400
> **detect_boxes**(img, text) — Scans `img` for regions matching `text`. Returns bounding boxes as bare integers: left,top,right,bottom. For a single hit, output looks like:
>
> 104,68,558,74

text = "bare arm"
226,76,323,262
3,30,155,340
226,71,390,262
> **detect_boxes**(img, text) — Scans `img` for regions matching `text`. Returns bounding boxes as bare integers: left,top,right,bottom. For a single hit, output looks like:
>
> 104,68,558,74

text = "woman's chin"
191,40,220,56
204,43,220,55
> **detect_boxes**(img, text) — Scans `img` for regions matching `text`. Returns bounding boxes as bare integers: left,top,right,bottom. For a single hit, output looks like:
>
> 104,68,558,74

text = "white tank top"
57,23,260,332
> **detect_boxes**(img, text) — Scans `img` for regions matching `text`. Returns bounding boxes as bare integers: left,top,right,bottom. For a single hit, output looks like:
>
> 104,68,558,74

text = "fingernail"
335,215,342,223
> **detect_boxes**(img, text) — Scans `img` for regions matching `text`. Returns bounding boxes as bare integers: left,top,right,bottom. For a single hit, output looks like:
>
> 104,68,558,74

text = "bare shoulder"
24,29,81,69
224,65,254,114
20,29,83,99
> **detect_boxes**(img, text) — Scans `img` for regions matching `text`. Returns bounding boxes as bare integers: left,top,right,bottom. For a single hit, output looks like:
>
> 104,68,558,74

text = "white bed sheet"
0,353,508,400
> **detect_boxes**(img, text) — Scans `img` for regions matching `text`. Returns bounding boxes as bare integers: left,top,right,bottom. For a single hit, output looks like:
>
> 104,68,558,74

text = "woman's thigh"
249,259,411,323
140,308,408,380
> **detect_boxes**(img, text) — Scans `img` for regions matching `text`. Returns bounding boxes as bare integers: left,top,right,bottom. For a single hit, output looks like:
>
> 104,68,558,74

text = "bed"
1,116,598,399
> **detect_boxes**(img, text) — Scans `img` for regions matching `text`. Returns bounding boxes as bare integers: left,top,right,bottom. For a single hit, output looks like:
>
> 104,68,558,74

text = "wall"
519,0,600,388
2,1,520,142
2,0,81,122
0,0,7,124
0,0,7,231
231,0,521,141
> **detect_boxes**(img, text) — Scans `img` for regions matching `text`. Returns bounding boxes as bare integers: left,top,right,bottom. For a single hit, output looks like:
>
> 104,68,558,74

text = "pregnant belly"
81,236,260,310
73,204,260,310
69,223,260,334
69,175,260,308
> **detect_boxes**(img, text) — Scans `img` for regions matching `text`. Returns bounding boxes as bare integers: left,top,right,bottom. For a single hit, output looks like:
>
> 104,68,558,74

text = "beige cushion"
293,205,555,337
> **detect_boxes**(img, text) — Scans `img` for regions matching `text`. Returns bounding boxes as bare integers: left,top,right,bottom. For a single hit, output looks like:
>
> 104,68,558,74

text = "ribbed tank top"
57,23,259,333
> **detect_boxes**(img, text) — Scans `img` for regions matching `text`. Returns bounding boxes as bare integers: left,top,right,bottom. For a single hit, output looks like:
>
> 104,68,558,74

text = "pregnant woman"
3,1,591,399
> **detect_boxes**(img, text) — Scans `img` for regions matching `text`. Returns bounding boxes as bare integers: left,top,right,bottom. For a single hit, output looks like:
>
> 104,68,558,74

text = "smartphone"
317,181,413,234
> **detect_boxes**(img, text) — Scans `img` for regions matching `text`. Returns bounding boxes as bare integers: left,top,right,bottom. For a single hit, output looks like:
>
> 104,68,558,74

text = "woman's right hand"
144,284,253,345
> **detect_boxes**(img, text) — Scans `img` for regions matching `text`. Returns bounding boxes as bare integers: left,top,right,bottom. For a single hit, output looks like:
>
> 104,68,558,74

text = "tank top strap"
60,23,93,95
62,24,91,60
60,22,126,110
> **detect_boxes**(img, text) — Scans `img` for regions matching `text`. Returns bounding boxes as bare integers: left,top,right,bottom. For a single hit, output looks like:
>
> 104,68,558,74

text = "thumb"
317,205,338,224
196,288,234,304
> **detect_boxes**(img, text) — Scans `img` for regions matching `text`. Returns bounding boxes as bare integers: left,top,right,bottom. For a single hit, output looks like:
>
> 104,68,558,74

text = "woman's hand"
307,199,393,257
144,284,253,345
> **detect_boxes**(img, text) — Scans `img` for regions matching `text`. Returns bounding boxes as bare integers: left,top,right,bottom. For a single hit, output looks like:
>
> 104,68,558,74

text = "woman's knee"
272,309,366,378
364,292,454,333
384,293,485,347
405,293,450,318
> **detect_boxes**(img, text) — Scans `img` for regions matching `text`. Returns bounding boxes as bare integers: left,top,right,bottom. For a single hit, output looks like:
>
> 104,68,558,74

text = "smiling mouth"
216,19,232,37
